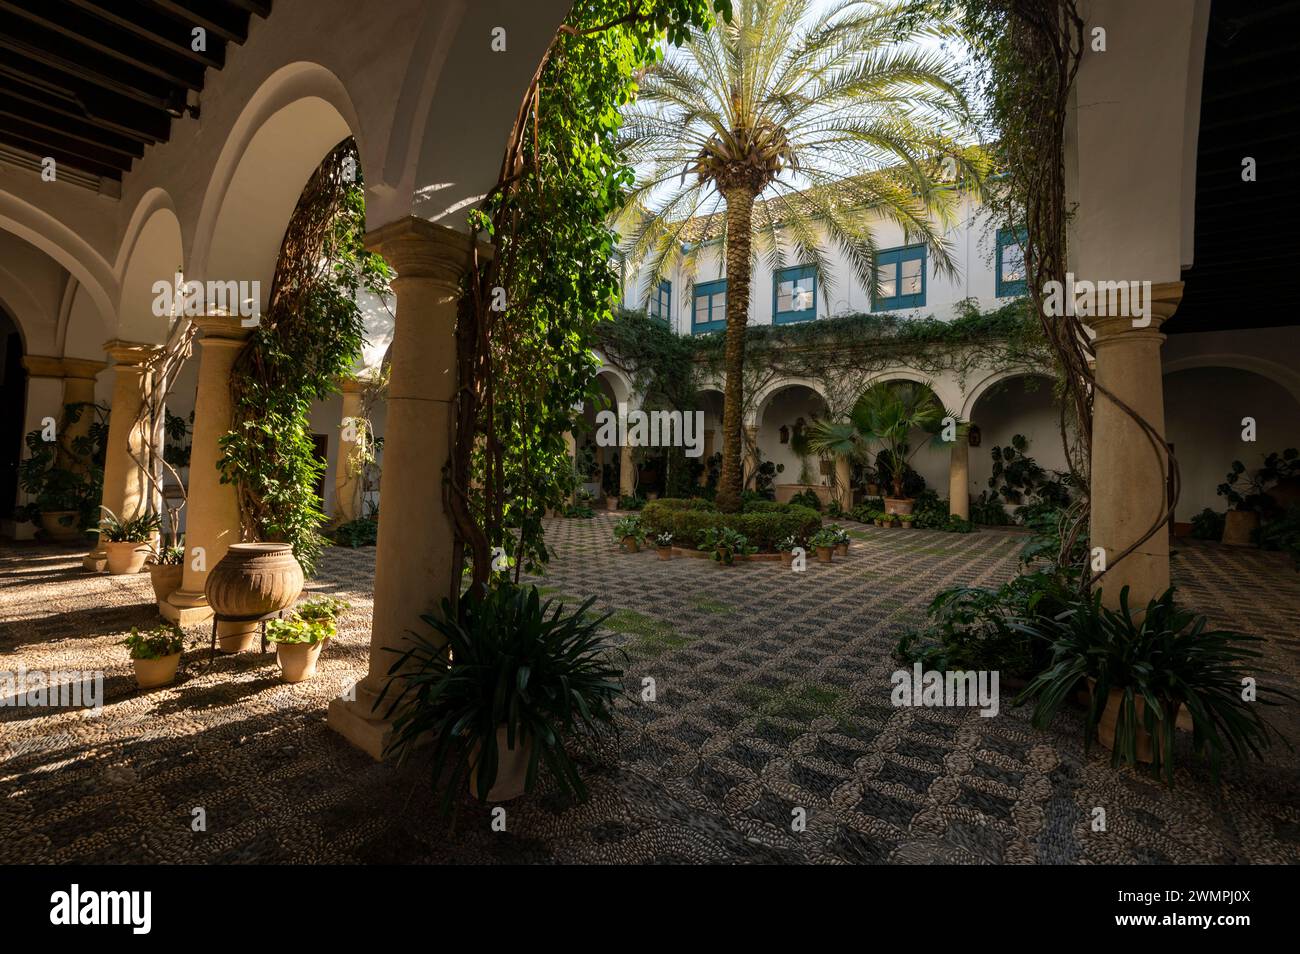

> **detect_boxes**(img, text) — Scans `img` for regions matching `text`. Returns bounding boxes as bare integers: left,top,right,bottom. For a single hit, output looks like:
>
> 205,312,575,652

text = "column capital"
364,216,491,289
194,313,256,347
20,354,106,379
102,339,160,368
336,374,369,395
1088,281,1183,344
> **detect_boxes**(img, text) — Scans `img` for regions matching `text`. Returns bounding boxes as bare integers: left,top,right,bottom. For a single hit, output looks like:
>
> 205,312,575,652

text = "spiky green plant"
616,0,984,512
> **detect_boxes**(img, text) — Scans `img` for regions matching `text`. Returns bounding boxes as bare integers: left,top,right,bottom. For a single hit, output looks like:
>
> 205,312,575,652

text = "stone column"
329,217,478,759
835,456,852,511
334,376,366,523
619,443,635,498
948,435,970,521
162,315,254,625
743,424,759,489
1089,282,1181,608
563,430,576,504
56,359,107,473
85,342,158,570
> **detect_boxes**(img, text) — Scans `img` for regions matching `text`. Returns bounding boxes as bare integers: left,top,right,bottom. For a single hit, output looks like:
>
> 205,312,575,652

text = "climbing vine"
220,138,392,575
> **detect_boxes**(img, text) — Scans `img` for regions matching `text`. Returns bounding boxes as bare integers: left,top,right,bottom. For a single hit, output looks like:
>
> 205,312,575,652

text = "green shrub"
850,497,884,523
1189,508,1225,541
789,488,822,511
333,516,378,547
619,494,646,511
1256,505,1300,569
641,498,821,551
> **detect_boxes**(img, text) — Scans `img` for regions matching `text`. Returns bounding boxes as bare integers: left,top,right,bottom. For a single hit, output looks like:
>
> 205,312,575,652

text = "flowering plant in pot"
380,583,624,812
93,507,162,575
697,526,755,565
654,531,674,559
777,534,801,567
122,624,185,689
613,515,646,552
266,617,332,683
810,528,838,563
829,525,851,555
1015,586,1291,782
146,543,185,604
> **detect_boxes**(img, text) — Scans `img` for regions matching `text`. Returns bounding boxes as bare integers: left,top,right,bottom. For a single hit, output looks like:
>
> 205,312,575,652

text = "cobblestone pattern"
1,516,1296,864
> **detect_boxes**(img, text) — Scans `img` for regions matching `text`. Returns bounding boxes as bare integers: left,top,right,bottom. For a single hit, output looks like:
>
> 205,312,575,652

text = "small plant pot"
276,641,323,683
815,546,834,563
217,624,257,654
104,540,151,575
39,510,83,542
621,537,639,553
148,563,184,604
1221,510,1259,547
1091,680,1179,764
781,551,795,567
713,551,735,565
605,498,619,511
470,726,533,802
875,519,885,527
835,542,848,556
133,652,181,689
656,546,672,560
899,519,914,530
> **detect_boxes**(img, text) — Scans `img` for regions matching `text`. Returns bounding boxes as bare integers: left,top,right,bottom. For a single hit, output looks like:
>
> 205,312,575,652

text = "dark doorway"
0,311,26,521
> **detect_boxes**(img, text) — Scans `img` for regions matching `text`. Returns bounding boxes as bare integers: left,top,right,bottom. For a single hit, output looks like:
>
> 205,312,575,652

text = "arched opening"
575,372,625,500
965,373,1067,521
757,383,830,501
861,377,948,500
1165,366,1300,521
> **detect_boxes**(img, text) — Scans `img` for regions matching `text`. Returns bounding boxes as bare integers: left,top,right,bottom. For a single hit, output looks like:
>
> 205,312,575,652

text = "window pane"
1001,243,1025,283
712,292,725,317
648,294,660,317
695,296,708,323
777,280,793,312
901,258,922,295
792,278,813,311
877,264,897,300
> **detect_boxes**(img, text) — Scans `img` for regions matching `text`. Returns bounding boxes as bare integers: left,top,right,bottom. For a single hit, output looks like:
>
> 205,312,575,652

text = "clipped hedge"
641,498,822,551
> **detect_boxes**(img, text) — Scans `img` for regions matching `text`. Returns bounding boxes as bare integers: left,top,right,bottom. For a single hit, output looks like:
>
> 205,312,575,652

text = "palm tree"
808,380,950,500
616,0,983,512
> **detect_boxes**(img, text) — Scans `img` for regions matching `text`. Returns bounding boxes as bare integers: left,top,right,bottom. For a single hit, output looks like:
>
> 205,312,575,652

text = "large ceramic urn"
204,543,304,621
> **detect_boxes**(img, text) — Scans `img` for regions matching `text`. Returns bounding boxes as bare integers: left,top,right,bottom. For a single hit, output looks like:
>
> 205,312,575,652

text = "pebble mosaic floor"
1,514,1297,865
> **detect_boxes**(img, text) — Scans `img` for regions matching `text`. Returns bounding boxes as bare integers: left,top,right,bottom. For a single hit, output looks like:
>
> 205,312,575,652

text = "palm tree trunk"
714,185,756,513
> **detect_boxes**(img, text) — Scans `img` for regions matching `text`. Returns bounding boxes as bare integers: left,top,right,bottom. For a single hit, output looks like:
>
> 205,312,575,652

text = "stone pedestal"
948,436,970,521
334,377,366,523
85,342,157,570
161,315,254,625
1088,282,1181,608
328,217,478,760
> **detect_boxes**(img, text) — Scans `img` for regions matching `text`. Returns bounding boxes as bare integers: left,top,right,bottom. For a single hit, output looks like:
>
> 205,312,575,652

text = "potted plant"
810,528,838,563
122,624,185,689
697,526,756,565
147,543,186,605
266,616,332,683
898,513,915,529
1016,587,1290,781
829,525,850,556
91,507,162,575
777,534,801,567
292,596,350,648
654,531,674,560
15,404,109,543
613,515,645,552
1218,450,1300,546
808,381,948,517
380,584,624,809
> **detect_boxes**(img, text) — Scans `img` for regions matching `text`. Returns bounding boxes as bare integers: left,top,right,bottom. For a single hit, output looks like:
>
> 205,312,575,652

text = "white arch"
115,196,184,345
960,368,1056,421
0,190,116,338
862,369,961,417
1162,354,1300,411
751,376,830,427
594,362,635,408
190,61,363,284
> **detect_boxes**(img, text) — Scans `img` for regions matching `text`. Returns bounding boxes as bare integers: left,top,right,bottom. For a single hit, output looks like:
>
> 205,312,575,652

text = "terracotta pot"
605,498,619,511
470,726,533,802
204,543,304,620
835,542,848,556
1091,679,1179,764
276,641,323,683
656,546,672,560
40,510,83,542
816,546,833,563
884,497,914,516
148,563,184,604
217,629,257,654
781,551,795,567
133,652,181,689
1221,510,1258,547
104,540,150,575
621,537,639,553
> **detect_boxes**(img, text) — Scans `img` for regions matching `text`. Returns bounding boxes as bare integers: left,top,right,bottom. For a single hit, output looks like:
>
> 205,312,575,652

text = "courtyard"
3,514,1297,865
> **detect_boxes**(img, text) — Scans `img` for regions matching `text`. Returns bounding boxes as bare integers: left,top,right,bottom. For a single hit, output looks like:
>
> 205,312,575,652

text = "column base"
82,552,107,572
160,592,214,626
326,696,394,761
